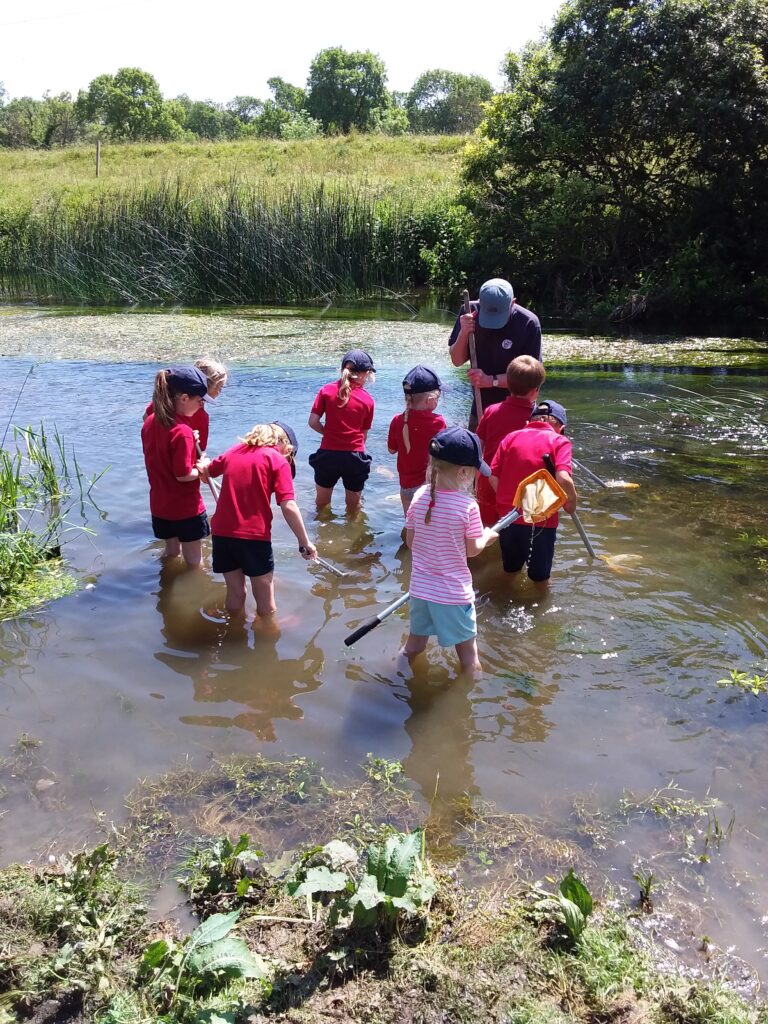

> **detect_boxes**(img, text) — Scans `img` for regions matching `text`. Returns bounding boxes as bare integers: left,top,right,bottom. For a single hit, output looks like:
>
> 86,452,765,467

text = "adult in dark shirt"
448,278,542,430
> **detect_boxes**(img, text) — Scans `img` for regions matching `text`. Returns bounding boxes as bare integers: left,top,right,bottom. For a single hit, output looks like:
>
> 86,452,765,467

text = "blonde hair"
239,423,295,456
151,369,179,429
337,364,375,407
423,455,474,525
195,356,228,391
402,390,440,454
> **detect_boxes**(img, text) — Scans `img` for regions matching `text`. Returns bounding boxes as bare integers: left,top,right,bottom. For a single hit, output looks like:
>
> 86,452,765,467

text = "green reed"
0,177,459,305
0,425,105,613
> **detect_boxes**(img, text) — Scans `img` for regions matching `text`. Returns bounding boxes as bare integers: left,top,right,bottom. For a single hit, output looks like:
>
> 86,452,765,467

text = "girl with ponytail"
387,365,445,514
141,366,210,566
308,350,376,513
402,427,499,676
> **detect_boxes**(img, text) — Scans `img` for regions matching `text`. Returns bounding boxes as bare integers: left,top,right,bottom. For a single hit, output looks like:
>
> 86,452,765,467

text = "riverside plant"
0,423,105,615
0,177,466,305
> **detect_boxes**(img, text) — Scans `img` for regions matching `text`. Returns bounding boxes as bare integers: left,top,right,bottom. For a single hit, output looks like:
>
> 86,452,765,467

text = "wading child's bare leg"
251,572,276,618
163,538,181,559
455,637,481,676
345,489,362,513
223,569,247,612
401,633,429,661
315,484,334,510
180,540,203,567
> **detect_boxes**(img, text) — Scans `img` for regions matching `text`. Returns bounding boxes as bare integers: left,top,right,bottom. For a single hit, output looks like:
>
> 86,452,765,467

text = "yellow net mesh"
513,468,568,524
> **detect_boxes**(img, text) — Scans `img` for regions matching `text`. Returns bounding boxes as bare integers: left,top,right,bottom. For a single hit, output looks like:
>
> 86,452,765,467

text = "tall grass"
0,425,105,617
0,177,465,304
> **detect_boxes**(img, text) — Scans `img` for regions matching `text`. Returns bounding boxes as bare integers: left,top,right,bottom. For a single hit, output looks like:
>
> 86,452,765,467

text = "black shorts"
212,536,274,577
152,512,210,543
308,449,372,492
499,524,557,581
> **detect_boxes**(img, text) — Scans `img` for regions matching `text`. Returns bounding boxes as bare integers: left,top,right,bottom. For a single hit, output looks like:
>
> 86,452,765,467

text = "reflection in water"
152,562,323,741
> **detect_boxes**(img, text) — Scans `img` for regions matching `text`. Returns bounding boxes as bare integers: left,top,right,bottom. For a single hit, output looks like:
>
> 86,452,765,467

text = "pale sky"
0,0,563,103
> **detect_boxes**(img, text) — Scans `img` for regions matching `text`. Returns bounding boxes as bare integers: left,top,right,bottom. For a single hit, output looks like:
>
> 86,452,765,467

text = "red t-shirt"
311,381,374,451
144,402,209,451
476,394,535,525
141,413,204,520
207,444,295,541
490,421,572,528
387,409,447,488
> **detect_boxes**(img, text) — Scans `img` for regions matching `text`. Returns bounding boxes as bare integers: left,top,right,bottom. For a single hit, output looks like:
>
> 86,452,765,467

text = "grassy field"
0,135,466,211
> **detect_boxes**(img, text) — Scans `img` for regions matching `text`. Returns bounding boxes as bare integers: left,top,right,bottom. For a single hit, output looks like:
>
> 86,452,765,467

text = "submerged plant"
716,668,768,696
363,753,405,791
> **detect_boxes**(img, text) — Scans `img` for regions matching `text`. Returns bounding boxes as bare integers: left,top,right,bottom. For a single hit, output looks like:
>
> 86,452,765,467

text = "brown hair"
151,370,178,429
506,355,545,396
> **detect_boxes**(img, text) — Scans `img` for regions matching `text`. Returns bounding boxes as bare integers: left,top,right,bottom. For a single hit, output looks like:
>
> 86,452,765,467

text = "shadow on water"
0,307,767,975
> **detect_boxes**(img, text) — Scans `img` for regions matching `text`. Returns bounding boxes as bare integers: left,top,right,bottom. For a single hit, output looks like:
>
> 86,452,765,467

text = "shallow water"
1,305,767,975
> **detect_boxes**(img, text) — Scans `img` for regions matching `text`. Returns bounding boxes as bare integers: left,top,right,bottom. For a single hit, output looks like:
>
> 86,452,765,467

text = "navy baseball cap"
167,366,208,397
341,350,375,373
478,278,514,329
402,365,442,395
532,400,567,427
429,426,491,477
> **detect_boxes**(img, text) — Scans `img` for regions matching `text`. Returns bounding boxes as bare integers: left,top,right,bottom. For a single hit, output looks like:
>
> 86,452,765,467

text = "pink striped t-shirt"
405,486,484,605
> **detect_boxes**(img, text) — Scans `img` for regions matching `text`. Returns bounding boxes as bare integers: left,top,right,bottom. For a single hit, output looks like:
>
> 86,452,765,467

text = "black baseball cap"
402,365,442,395
341,350,375,373
167,366,208,397
273,420,298,477
429,426,491,477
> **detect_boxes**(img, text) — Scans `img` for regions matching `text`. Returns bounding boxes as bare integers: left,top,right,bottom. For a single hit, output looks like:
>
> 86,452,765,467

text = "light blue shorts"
409,596,477,648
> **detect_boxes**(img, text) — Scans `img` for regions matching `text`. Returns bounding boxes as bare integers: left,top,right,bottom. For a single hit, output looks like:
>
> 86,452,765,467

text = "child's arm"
466,527,499,557
308,412,324,435
280,500,318,560
556,470,578,515
405,528,414,549
489,475,499,492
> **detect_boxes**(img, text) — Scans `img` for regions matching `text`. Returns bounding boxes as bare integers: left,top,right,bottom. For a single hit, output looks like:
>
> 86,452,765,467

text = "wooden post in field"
95,139,101,178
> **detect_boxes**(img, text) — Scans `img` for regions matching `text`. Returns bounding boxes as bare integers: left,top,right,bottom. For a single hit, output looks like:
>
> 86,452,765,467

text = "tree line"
0,50,493,147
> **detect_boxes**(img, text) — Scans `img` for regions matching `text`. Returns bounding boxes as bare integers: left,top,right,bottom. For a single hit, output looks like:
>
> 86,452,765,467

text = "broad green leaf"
142,938,170,967
236,877,253,898
349,873,387,912
187,910,240,953
391,893,418,914
188,936,267,979
366,841,388,891
382,831,421,896
410,876,438,904
559,869,593,918
556,895,586,940
288,866,349,899
232,834,250,857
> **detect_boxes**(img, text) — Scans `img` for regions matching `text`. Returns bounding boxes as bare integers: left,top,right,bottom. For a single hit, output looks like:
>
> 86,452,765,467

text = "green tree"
0,97,47,147
76,67,183,141
267,76,305,113
406,70,493,133
226,95,263,124
306,47,388,132
462,0,768,318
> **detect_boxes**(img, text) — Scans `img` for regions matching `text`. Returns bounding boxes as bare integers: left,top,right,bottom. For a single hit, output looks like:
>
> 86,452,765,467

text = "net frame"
512,468,568,524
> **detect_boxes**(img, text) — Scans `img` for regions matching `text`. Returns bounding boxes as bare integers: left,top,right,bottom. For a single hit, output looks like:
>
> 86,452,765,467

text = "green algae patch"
0,559,78,622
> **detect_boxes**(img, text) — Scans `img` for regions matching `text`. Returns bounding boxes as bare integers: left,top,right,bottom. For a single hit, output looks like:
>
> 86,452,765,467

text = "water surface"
1,306,767,975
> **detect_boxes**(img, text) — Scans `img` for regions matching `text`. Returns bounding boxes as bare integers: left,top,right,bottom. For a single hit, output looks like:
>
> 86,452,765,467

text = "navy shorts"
152,512,210,543
308,449,371,492
212,536,274,578
499,524,557,581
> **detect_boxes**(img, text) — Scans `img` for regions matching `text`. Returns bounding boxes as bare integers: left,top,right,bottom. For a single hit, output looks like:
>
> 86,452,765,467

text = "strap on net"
513,468,568,524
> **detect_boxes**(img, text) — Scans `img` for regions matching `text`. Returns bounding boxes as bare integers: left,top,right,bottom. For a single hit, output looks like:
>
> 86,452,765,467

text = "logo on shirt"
501,338,514,350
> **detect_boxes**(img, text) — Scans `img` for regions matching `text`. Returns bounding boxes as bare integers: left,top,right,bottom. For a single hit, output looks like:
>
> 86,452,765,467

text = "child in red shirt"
141,366,210,567
199,421,317,618
489,400,577,584
143,356,228,453
476,355,545,525
308,350,375,513
387,365,446,514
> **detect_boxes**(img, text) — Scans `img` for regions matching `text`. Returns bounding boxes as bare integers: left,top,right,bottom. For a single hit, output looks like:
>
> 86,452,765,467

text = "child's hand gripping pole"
462,289,484,421
542,453,596,560
343,508,522,648
195,442,220,502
